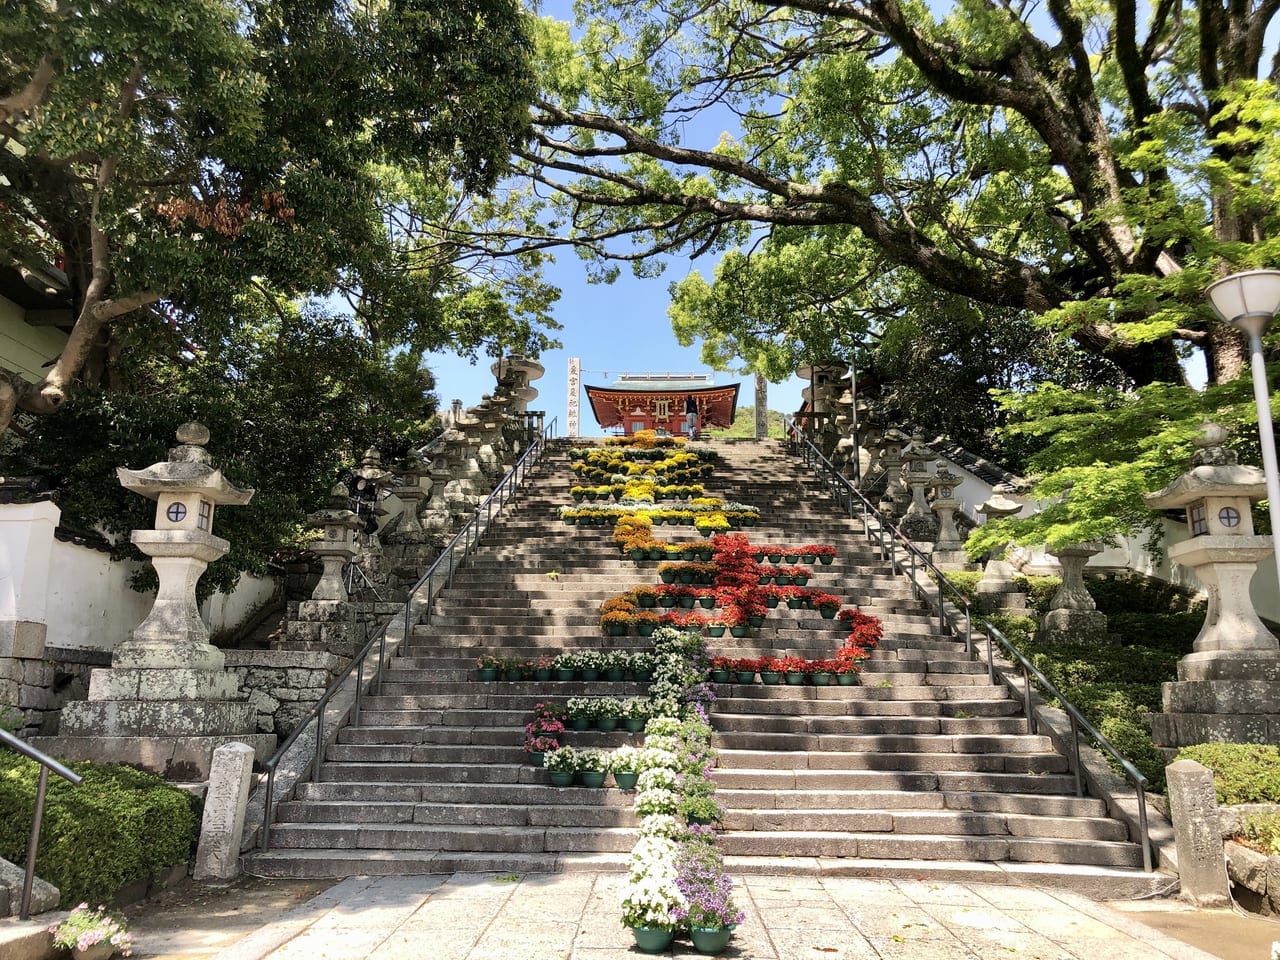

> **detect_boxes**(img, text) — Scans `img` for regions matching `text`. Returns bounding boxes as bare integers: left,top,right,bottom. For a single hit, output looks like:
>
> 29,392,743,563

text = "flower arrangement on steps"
619,627,741,955
475,650,656,682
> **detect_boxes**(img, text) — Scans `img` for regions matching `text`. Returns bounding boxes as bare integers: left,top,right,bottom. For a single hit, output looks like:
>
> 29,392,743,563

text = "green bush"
1108,612,1202,652
0,754,198,904
1086,573,1203,617
1175,743,1280,805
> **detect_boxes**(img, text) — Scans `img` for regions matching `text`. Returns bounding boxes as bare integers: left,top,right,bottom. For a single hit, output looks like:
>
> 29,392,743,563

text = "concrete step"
244,849,619,879
710,768,1080,794
713,788,1108,818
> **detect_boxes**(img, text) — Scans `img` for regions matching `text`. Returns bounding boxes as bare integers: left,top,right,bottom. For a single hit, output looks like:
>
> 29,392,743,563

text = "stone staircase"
245,438,1161,893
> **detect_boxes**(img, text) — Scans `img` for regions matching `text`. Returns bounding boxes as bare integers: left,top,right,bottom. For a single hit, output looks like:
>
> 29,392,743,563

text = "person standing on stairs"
684,395,699,439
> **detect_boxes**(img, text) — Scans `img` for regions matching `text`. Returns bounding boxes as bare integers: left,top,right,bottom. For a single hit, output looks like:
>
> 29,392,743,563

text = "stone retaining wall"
224,650,346,738
1223,803,1280,914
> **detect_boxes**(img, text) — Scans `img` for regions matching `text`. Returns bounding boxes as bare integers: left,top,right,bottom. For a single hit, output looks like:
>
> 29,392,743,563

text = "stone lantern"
1145,422,1280,749
899,433,938,540
877,428,910,516
307,483,362,602
929,462,970,570
975,491,1027,611
33,422,275,779
1035,541,1109,645
391,455,431,539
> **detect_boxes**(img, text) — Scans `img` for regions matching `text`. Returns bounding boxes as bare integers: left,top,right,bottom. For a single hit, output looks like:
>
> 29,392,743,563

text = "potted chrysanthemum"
673,840,744,955
49,903,133,959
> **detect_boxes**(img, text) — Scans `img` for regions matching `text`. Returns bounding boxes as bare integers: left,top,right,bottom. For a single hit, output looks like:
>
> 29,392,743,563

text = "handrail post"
353,657,364,727
1138,787,1153,872
986,632,995,683
1021,661,1034,733
937,581,945,634
378,614,389,695
909,552,918,598
315,709,326,783
261,769,275,850
19,766,49,920
1068,712,1083,797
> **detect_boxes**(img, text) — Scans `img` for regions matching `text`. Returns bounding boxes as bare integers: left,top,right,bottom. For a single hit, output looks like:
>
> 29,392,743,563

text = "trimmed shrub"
0,754,198,904
1175,744,1280,805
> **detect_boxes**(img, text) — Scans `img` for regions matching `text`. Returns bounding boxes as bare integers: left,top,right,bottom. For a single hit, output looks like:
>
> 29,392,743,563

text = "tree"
15,298,440,596
0,0,547,435
507,0,1279,387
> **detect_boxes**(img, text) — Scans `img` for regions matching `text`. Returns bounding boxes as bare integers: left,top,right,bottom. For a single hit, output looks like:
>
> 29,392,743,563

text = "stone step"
709,731,1053,753
712,747,1067,773
720,808,1128,841
263,821,636,854
710,715,1028,735
717,684,1011,703
244,849,615,880
712,831,1144,867
275,799,640,828
710,768,1080,794
713,788,1108,818
295,780,634,806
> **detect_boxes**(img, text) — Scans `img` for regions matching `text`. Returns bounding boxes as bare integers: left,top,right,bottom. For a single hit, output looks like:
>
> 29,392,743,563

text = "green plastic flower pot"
548,770,574,787
578,769,606,788
613,770,639,790
690,926,734,955
630,927,673,954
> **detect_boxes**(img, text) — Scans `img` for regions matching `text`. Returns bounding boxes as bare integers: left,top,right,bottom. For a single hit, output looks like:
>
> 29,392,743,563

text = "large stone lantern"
1146,423,1280,749
877,428,910,516
114,421,254,670
33,423,275,779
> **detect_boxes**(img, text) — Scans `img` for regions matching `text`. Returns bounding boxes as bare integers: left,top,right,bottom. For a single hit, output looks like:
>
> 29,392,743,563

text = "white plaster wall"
0,295,68,382
45,538,277,652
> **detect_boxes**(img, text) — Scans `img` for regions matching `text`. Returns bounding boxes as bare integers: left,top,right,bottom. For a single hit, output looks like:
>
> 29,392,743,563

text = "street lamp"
1206,268,1280,595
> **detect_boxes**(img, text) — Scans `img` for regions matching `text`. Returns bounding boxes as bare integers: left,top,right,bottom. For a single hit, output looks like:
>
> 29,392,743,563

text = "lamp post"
1206,268,1280,596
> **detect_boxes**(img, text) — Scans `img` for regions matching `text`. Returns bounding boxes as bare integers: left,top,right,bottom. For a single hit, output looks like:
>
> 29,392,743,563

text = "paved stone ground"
115,872,1280,960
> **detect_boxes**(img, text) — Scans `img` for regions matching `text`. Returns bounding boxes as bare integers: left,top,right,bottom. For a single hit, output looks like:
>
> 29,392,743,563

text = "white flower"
638,814,683,838
637,768,678,792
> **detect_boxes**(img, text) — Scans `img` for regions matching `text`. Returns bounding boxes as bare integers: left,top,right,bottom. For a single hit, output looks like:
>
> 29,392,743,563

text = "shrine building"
583,374,740,436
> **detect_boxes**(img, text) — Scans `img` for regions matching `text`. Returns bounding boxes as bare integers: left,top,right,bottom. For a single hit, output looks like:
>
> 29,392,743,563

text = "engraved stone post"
1165,759,1231,907
193,741,257,881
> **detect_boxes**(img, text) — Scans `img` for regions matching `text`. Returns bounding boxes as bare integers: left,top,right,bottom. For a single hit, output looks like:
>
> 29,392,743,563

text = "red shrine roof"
584,377,740,432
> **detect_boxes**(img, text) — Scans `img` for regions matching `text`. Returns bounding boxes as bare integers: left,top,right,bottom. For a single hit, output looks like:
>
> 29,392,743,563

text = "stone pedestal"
1036,542,1110,644
32,423,274,780
1146,423,1280,750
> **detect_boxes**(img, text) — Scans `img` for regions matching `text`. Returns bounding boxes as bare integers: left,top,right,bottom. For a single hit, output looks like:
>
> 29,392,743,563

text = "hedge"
1175,743,1280,805
0,753,198,904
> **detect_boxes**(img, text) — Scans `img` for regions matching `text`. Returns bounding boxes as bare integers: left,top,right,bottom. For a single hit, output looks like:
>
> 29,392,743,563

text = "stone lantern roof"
1144,422,1267,510
116,422,253,505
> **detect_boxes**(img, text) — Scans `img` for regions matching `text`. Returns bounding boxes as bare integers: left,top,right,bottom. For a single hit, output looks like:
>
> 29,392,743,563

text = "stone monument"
33,423,275,779
1035,541,1110,644
1146,422,1280,749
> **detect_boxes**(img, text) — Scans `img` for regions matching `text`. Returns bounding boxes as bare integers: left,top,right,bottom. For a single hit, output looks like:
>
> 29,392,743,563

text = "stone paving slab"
190,872,1232,960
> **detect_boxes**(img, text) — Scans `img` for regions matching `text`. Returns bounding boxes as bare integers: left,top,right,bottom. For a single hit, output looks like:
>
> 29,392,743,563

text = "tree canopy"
0,0,554,435
508,0,1278,388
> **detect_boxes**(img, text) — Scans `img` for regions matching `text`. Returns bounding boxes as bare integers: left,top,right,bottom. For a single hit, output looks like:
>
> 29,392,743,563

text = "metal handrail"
258,417,558,850
782,416,1153,872
0,728,82,919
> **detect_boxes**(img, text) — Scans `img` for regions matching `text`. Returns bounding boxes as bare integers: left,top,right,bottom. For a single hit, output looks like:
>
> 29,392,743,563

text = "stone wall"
223,649,345,738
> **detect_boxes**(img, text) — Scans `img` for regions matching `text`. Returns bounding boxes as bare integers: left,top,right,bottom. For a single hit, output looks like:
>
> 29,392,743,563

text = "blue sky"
424,0,808,434
426,257,808,436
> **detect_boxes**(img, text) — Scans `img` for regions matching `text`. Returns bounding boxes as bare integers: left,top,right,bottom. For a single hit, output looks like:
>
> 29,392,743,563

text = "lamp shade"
1205,269,1280,326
